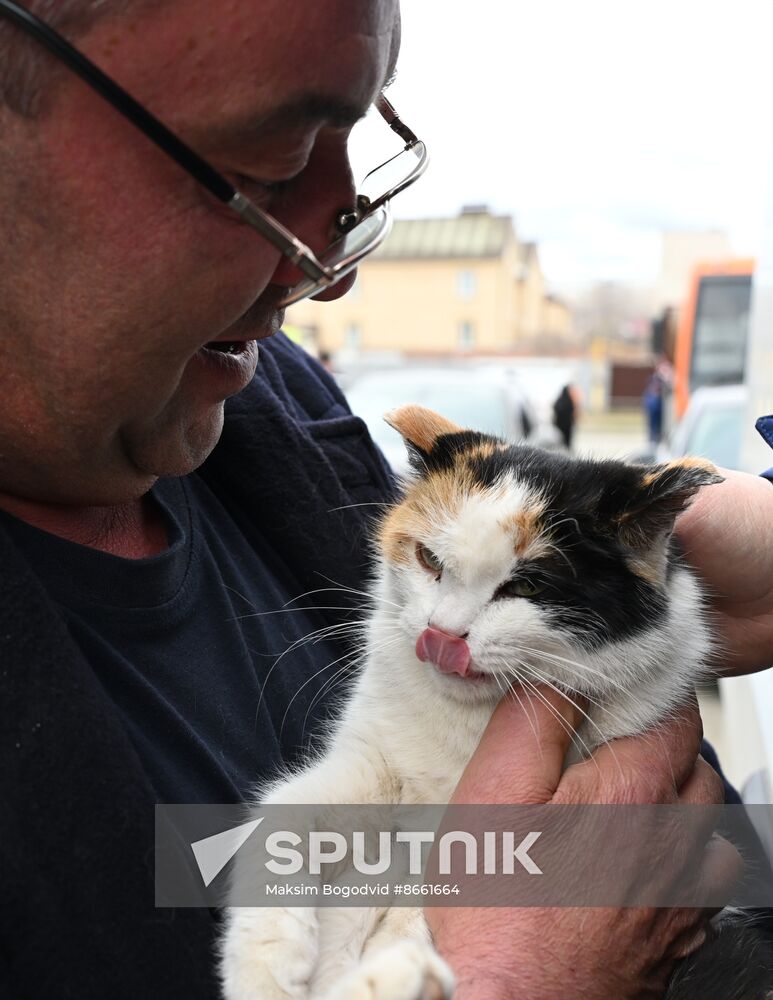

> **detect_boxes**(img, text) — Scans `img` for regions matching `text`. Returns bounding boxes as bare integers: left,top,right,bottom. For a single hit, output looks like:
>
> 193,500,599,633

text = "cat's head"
375,405,723,708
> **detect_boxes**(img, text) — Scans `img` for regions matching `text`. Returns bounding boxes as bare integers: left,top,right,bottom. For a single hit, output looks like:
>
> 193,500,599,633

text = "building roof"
373,210,515,261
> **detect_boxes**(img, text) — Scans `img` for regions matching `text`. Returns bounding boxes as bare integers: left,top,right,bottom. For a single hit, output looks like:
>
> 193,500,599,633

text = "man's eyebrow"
189,94,369,146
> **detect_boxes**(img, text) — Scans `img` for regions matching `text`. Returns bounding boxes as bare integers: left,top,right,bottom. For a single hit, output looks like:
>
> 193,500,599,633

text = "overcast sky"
350,0,773,293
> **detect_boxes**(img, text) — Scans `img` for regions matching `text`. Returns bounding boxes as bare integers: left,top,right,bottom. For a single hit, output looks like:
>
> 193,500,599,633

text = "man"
0,1,765,997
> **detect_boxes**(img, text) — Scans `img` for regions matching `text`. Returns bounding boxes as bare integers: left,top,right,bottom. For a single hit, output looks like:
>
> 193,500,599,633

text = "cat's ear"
614,458,724,548
384,405,463,468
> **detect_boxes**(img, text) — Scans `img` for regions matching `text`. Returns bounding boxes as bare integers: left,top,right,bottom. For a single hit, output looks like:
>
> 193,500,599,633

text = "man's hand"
676,467,773,675
426,689,742,1000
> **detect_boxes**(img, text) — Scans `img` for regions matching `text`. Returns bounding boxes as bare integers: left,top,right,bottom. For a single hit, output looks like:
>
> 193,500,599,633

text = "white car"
344,368,540,474
662,383,747,470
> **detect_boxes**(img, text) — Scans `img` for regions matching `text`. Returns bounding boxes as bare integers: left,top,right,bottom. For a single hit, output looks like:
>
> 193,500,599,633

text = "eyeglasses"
0,0,428,306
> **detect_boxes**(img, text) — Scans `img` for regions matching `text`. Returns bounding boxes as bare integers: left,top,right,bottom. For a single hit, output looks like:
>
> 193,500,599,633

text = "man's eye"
235,173,295,205
495,578,545,600
416,543,442,578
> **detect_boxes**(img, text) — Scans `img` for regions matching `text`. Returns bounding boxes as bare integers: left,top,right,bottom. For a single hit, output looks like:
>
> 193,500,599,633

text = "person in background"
643,368,666,446
643,355,674,448
552,383,577,450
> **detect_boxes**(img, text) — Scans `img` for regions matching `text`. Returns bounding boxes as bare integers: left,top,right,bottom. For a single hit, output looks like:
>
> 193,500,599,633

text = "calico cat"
220,404,768,1000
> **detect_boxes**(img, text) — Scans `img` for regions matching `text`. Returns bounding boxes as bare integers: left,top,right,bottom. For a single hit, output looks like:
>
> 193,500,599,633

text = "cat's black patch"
422,435,697,647
415,431,493,474
516,523,667,648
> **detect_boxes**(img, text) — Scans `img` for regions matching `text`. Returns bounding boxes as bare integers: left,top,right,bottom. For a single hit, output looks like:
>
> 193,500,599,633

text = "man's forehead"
85,0,400,140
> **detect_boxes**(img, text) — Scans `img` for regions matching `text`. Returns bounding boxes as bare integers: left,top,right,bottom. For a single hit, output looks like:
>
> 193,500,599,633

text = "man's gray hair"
0,0,136,115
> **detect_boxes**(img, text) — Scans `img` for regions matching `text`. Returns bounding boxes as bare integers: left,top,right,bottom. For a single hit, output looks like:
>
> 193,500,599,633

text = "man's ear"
614,458,724,549
384,405,463,470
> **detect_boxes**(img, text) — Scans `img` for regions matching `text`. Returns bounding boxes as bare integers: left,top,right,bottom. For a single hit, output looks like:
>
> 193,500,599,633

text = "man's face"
0,0,399,504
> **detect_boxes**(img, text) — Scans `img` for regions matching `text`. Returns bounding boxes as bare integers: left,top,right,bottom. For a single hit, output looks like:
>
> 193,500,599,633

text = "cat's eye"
416,543,442,578
496,578,545,600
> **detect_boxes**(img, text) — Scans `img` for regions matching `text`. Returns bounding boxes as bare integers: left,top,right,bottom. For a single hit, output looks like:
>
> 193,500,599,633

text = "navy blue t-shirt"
0,473,345,804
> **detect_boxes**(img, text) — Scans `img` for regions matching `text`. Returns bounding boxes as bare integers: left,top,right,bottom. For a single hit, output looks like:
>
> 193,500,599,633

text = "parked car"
661,383,747,470
344,368,540,474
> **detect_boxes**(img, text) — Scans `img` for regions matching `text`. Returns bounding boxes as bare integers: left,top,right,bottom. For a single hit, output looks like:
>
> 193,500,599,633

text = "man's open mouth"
202,340,251,356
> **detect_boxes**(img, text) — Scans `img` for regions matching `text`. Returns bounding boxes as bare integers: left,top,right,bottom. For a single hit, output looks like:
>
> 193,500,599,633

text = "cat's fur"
220,405,768,1000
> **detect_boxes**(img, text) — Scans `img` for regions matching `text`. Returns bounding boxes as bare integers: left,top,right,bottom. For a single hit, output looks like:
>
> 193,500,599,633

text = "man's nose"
269,138,358,301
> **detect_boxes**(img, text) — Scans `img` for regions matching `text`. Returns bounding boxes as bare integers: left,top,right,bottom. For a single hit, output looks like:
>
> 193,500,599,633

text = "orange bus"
673,258,754,419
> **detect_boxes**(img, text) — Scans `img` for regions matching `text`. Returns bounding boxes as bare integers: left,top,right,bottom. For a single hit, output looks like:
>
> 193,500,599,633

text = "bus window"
691,274,752,390
673,259,754,418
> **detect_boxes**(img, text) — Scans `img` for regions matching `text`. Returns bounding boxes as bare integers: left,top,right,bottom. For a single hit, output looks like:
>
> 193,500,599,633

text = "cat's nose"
428,621,469,640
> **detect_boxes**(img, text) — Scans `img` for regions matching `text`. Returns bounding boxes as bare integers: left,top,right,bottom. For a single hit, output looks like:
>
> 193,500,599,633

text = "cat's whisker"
539,540,577,578
501,668,543,759
301,660,361,742
222,582,258,610
513,644,630,695
313,573,404,611
545,515,581,536
516,673,612,775
280,584,368,608
522,660,617,729
327,501,393,513
292,631,407,744
298,632,411,741
230,605,388,623
252,617,388,730
492,655,602,761
510,670,601,767
517,679,544,742
272,583,399,618
279,651,360,739
515,664,624,778
486,643,625,706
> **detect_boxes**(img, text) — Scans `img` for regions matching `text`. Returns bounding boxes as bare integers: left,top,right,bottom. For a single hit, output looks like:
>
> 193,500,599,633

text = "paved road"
574,408,650,462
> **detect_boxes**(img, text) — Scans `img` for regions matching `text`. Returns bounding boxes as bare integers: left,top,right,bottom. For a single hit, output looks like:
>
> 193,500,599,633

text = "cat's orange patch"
384,405,463,454
501,502,550,560
640,457,718,489
379,467,479,564
462,440,508,463
626,551,667,588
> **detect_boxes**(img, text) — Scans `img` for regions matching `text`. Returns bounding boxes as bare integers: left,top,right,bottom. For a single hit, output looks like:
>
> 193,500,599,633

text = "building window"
457,321,475,350
457,270,477,299
344,323,362,349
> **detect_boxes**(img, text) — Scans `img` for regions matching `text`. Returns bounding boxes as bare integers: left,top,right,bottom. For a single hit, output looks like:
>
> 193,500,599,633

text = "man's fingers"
450,684,585,805
695,834,745,909
678,756,725,806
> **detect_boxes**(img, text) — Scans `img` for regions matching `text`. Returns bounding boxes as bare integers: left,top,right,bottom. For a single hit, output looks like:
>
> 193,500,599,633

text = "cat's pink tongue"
416,628,472,677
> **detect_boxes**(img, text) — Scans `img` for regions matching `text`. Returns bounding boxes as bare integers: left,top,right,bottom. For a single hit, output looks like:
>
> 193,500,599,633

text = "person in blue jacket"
0,1,770,997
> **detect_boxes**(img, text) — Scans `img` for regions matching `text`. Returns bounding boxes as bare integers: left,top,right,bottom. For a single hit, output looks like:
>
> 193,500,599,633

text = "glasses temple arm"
227,193,330,283
376,93,420,147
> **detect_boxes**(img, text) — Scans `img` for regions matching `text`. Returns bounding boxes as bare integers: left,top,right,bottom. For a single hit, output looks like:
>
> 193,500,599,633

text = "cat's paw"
319,939,455,1000
220,907,317,1000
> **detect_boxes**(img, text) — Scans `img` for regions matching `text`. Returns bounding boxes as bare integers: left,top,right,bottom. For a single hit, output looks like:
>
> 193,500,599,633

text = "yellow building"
287,207,572,356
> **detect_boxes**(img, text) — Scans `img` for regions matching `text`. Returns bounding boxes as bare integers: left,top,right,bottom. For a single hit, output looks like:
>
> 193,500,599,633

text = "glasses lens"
360,140,428,209
278,205,392,307
279,139,427,307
